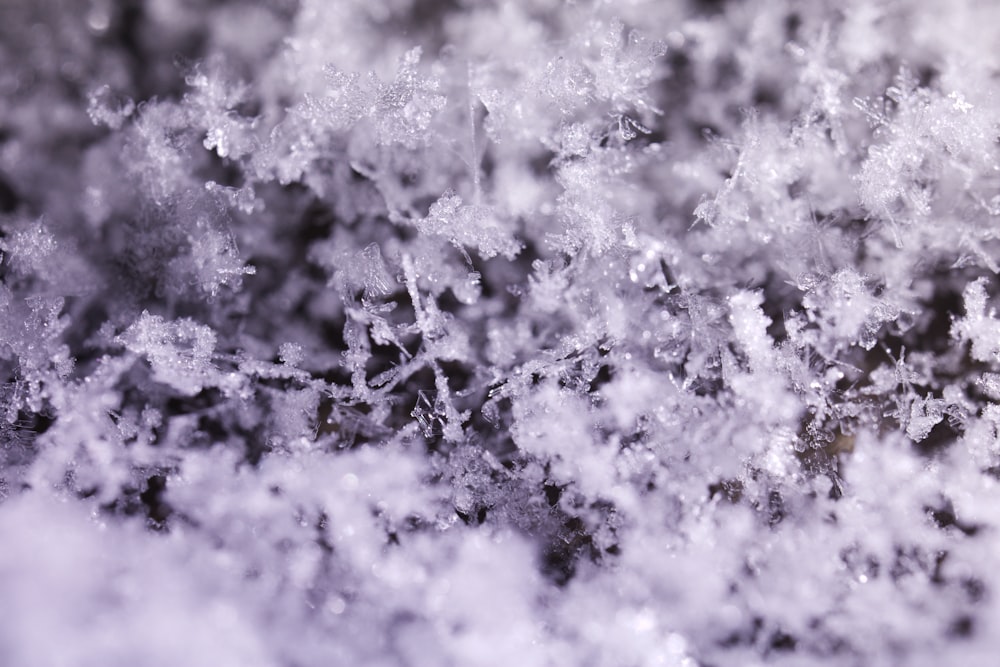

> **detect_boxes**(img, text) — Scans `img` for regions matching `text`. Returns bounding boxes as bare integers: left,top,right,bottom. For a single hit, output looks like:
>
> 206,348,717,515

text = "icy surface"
3,0,1000,665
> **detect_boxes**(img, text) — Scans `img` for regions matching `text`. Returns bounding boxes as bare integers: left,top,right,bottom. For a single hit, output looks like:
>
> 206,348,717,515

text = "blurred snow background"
3,0,1000,664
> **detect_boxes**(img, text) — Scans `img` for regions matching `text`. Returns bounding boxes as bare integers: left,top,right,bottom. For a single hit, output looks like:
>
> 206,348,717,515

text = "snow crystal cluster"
4,0,1000,665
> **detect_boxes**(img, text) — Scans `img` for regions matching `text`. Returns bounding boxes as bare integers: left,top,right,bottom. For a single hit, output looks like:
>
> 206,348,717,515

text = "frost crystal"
5,1,1000,666
953,278,1000,363
118,312,224,396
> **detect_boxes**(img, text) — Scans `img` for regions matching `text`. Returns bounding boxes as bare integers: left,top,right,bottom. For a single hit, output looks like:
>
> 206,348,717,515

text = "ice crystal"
5,1,1000,666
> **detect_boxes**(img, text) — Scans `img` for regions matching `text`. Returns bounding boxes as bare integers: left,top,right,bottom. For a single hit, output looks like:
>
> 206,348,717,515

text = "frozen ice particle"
87,85,135,130
953,278,1000,363
117,312,220,396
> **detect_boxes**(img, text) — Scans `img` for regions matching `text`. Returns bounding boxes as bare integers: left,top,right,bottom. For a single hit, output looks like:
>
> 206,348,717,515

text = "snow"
3,0,1000,665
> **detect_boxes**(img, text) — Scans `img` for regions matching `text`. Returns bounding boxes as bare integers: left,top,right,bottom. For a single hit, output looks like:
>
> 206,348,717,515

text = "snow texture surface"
3,0,1000,665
